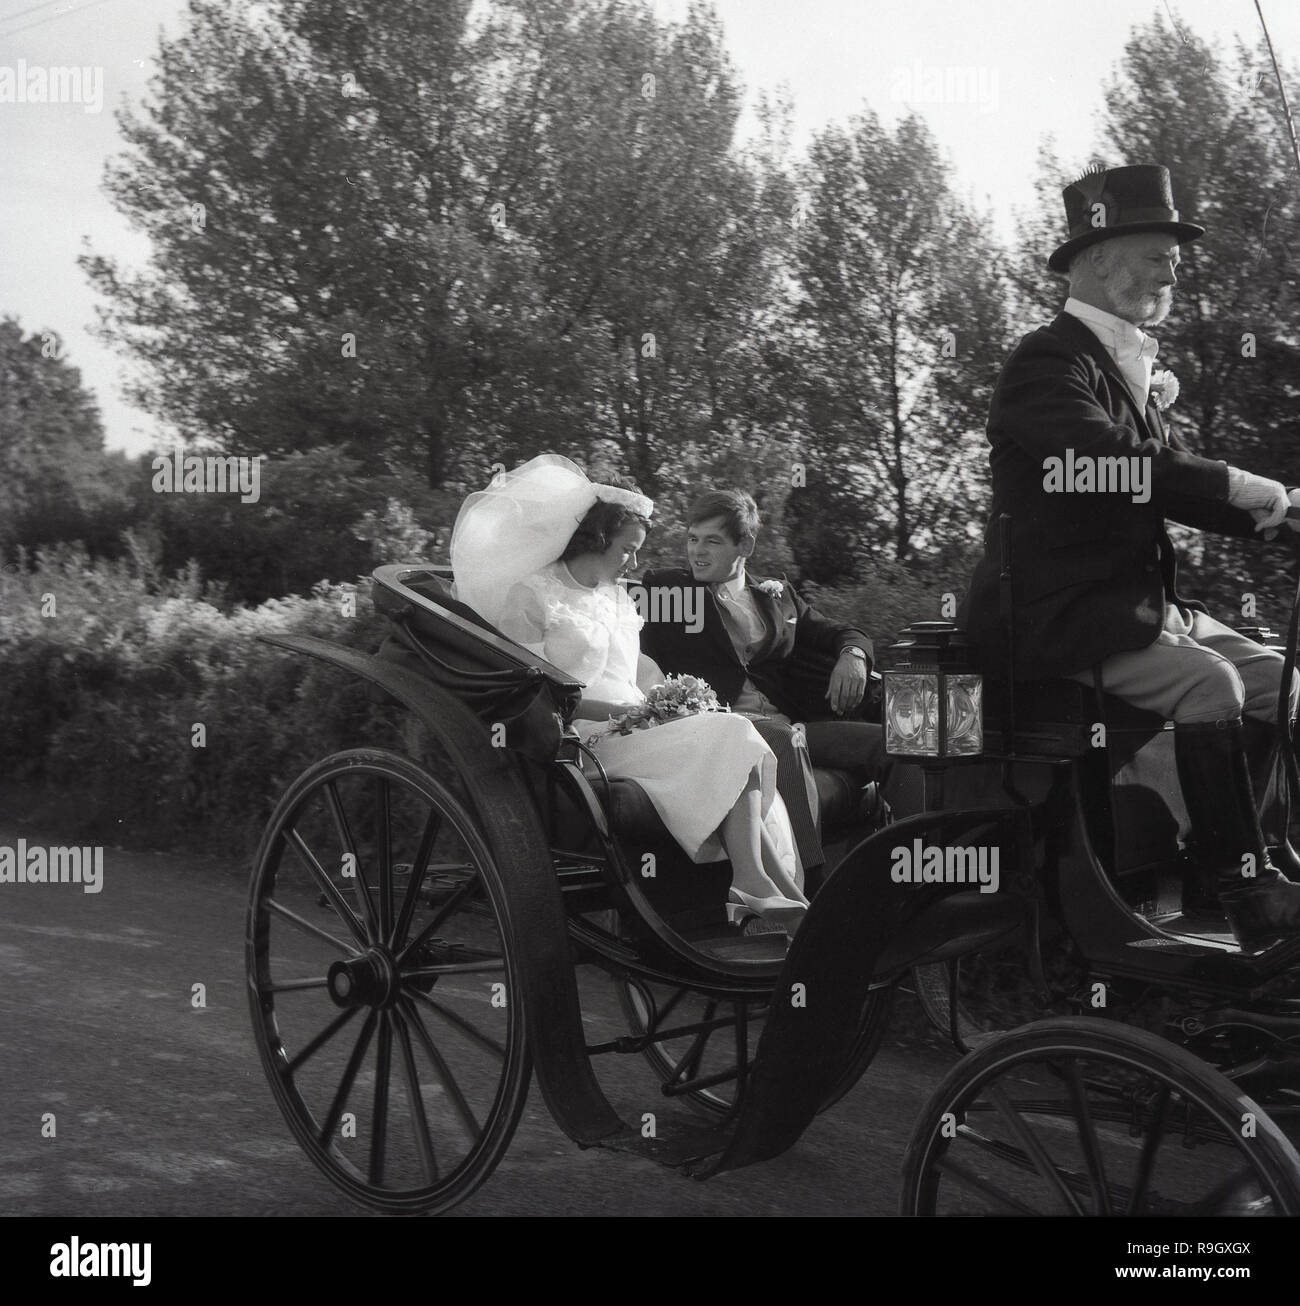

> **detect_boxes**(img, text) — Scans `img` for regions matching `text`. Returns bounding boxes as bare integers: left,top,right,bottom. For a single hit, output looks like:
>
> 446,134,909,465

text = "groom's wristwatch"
839,646,868,661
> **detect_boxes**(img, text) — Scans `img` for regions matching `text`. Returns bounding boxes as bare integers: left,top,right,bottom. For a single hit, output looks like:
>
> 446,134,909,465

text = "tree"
787,111,1010,572
81,0,793,502
1082,12,1300,621
1099,15,1300,475
0,316,131,557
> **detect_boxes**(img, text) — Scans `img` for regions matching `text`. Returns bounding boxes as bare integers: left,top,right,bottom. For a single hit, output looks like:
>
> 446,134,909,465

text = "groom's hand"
826,648,869,715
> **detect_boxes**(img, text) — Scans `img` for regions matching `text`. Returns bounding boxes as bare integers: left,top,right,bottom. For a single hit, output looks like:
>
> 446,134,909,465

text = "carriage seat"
981,676,1171,757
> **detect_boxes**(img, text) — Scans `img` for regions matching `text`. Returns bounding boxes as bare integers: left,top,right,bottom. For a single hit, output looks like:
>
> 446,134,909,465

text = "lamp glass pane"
884,672,938,755
943,674,983,756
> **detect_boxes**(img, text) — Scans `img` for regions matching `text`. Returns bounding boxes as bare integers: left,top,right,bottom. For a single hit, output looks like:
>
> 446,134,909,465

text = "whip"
1252,1,1300,828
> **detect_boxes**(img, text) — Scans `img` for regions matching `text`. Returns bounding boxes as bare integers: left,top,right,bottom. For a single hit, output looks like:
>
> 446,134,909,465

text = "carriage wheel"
900,1017,1300,1216
247,748,530,1215
910,925,1087,1052
910,963,986,1050
614,975,893,1118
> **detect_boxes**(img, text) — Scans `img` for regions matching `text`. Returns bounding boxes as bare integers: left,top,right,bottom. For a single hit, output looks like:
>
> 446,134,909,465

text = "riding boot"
1175,721,1300,951
1241,716,1300,880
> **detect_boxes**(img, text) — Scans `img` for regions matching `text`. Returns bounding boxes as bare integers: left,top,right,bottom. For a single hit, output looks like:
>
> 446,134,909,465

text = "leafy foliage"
0,538,400,852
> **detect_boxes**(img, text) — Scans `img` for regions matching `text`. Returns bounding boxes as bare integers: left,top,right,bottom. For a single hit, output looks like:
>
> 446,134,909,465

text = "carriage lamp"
882,622,983,759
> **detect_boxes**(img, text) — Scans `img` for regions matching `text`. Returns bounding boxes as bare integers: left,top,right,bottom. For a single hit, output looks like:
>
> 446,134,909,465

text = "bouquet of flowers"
588,674,727,746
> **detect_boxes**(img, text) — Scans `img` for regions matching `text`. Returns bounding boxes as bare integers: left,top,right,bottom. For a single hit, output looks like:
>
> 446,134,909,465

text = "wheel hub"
327,950,399,1009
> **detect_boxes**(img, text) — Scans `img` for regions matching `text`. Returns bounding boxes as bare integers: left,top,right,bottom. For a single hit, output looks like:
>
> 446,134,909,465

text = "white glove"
1228,468,1289,532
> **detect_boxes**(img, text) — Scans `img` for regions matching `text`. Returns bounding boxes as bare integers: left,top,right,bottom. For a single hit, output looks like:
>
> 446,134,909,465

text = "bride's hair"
560,478,651,561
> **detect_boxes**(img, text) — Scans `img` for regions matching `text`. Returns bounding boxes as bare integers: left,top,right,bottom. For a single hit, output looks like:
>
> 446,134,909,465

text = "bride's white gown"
499,562,802,873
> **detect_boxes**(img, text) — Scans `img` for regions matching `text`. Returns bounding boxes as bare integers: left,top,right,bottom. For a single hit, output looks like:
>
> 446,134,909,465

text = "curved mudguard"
694,805,1024,1178
259,633,628,1147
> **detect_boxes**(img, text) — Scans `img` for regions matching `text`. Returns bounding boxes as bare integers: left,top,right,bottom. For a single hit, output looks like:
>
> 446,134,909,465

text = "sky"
3,0,1300,455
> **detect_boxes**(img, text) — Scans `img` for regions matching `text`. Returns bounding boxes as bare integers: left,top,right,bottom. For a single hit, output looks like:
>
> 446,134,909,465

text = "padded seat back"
371,565,581,763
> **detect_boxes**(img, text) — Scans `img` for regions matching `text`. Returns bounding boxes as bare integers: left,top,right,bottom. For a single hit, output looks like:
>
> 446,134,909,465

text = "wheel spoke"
1063,1060,1112,1215
408,987,508,1059
370,1011,393,1187
655,986,687,1026
668,998,717,1087
395,869,483,967
987,1083,1085,1215
934,1151,1043,1215
266,897,359,956
323,780,379,943
734,1002,749,1098
401,997,482,1139
1125,1085,1172,1216
403,960,507,977
287,1006,361,1075
317,1009,378,1145
376,777,394,945
393,1005,439,1183
282,827,367,947
391,808,442,951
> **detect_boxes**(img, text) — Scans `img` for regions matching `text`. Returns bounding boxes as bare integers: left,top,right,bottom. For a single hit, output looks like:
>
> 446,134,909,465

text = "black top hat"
1047,164,1204,274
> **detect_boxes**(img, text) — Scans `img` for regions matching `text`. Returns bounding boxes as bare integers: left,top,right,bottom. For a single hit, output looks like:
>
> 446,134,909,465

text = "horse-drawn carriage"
245,539,1300,1216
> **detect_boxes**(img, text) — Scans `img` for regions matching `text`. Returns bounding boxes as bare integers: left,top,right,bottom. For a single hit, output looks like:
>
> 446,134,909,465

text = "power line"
1,0,72,26
1,0,119,40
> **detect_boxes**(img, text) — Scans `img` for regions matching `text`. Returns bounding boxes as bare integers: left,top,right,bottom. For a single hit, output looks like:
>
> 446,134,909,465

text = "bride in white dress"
451,455,808,935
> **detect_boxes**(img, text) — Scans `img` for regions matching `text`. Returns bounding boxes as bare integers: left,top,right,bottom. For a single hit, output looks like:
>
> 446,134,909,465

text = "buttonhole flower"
1150,369,1180,412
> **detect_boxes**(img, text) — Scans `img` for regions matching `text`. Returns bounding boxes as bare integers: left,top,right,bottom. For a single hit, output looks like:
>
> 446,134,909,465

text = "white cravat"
713,573,766,654
1064,296,1158,410
712,571,786,718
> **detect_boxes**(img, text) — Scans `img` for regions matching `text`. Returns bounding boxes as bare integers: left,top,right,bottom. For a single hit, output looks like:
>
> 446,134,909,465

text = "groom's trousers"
749,716,891,872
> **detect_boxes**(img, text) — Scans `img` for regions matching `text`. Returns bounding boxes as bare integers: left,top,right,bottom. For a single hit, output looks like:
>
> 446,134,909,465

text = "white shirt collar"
714,566,748,600
1064,296,1159,407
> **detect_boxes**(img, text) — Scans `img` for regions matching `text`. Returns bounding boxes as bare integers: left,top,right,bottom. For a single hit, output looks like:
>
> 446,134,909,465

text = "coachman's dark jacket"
639,567,872,723
962,312,1259,681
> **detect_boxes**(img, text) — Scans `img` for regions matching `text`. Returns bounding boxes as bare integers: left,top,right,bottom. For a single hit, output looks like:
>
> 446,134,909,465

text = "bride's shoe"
726,888,807,936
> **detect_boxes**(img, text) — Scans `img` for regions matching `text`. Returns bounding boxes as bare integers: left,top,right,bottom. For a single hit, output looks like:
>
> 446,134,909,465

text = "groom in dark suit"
962,163,1300,949
640,489,889,874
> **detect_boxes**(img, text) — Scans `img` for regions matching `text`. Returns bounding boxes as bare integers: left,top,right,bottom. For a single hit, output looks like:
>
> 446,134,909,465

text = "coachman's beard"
1109,267,1174,327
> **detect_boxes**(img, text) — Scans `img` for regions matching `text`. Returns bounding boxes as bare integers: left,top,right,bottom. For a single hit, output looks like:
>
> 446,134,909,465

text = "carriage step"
689,932,790,963
594,1121,729,1168
1143,912,1300,973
